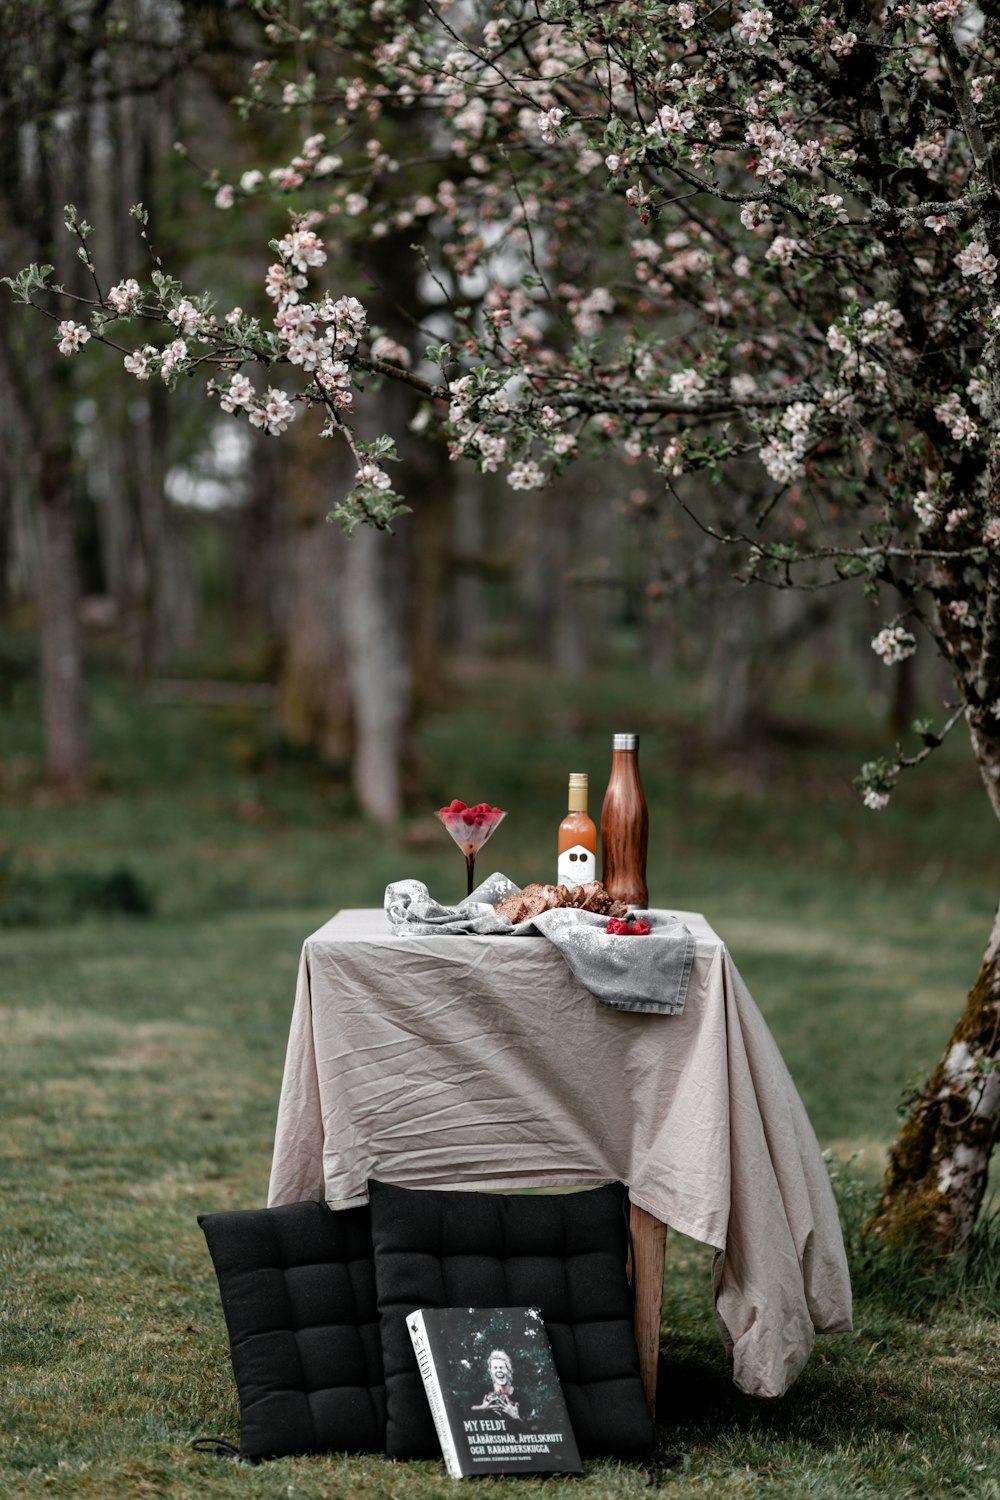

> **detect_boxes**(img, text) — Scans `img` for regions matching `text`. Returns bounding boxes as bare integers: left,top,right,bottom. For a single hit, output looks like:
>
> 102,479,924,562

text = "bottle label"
558,845,596,888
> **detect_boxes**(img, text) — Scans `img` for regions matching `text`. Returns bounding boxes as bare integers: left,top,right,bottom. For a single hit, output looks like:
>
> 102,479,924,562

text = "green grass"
2,638,999,1498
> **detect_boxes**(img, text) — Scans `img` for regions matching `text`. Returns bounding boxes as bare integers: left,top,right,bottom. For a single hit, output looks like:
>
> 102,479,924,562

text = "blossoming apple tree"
8,0,1000,1255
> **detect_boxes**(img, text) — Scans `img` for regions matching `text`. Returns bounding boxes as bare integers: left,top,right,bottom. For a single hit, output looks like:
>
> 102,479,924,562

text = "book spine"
408,1310,463,1479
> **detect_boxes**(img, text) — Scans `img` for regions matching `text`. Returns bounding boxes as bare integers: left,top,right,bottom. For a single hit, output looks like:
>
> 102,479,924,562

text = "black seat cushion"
198,1200,386,1461
368,1180,655,1462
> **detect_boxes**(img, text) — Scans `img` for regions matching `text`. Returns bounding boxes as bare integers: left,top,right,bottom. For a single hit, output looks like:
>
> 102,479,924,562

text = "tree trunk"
36,439,89,789
341,523,410,823
864,898,1000,1257
705,586,755,746
865,586,1000,1257
275,427,352,764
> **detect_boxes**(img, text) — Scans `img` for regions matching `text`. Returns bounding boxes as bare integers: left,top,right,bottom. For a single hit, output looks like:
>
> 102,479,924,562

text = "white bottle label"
558,844,596,888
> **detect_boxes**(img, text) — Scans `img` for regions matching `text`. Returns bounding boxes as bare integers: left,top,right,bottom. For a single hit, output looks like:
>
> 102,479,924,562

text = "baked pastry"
566,880,629,916
494,882,571,924
495,880,628,924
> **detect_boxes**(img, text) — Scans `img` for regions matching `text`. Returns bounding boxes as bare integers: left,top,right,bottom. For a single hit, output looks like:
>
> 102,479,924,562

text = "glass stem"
466,852,476,897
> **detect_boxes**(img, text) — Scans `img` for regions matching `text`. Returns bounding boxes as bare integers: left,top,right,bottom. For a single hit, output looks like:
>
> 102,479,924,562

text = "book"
406,1305,583,1478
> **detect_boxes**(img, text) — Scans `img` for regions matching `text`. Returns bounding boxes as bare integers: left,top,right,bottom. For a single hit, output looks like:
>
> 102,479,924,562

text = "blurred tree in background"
5,0,1000,1258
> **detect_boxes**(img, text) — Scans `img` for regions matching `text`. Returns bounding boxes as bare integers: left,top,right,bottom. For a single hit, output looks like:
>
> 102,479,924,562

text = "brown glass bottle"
600,733,649,906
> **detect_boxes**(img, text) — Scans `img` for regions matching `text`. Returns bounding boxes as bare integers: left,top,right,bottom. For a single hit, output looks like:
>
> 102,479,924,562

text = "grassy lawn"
2,642,999,1498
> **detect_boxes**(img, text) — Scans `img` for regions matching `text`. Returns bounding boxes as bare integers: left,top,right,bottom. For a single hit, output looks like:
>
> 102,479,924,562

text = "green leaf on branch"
357,435,400,465
1,264,56,301
912,718,941,747
63,204,93,236
327,488,411,536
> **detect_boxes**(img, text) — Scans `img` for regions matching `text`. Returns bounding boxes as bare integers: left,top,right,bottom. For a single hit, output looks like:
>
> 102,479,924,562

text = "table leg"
629,1203,666,1415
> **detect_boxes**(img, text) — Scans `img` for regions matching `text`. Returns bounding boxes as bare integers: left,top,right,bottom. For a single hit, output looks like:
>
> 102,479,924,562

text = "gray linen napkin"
383,871,522,935
530,906,694,1015
383,874,694,1015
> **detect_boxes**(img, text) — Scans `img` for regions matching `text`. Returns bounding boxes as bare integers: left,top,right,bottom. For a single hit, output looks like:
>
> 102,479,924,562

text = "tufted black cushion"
198,1200,386,1461
369,1180,655,1462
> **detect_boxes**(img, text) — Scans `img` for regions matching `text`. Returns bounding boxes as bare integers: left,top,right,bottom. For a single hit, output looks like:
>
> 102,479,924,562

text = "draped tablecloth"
267,907,852,1399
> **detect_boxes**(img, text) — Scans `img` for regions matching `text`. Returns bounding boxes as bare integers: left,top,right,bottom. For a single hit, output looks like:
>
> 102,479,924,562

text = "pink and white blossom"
219,373,255,412
168,299,203,336
782,402,816,437
661,437,684,475
765,235,802,266
355,463,392,490
925,0,969,19
935,393,977,443
265,263,308,305
370,335,411,367
270,166,304,190
826,323,852,356
475,433,508,471
249,388,297,435
668,368,706,403
57,320,90,356
735,8,774,44
107,279,141,314
817,194,849,224
277,227,327,272
954,240,998,285
908,134,946,170
647,102,695,138
506,460,547,490
537,107,566,144
913,490,938,527
829,32,857,57
967,373,990,410
871,626,917,665
160,338,188,378
860,301,904,342
739,201,772,231
123,347,153,380
758,436,806,484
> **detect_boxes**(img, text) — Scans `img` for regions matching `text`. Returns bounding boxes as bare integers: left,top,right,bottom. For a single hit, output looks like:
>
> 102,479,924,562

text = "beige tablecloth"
267,907,852,1399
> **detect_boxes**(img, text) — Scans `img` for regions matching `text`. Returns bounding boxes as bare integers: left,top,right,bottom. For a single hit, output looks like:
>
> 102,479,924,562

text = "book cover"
406,1305,583,1478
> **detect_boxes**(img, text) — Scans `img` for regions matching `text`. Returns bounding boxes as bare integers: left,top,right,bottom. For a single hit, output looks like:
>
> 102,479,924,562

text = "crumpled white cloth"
384,871,520,935
384,873,695,1014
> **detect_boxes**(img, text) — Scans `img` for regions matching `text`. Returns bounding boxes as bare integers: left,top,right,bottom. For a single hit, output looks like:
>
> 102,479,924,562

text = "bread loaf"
495,880,628,924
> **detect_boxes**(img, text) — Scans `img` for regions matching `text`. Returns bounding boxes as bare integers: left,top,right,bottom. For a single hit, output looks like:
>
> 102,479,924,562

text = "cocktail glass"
436,800,507,898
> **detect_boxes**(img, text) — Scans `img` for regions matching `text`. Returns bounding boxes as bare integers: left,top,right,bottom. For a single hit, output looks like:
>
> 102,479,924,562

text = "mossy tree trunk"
865,572,1000,1256
864,899,1000,1256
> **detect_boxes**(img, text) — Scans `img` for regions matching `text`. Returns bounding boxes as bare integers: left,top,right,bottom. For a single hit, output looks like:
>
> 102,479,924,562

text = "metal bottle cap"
567,772,589,812
612,733,639,750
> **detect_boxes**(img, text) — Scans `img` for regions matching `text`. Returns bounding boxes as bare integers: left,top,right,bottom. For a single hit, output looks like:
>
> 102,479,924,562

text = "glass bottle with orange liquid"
557,772,597,889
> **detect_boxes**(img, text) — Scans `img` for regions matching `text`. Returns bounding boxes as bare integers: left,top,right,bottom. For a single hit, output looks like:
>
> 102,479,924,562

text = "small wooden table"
267,907,851,1403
